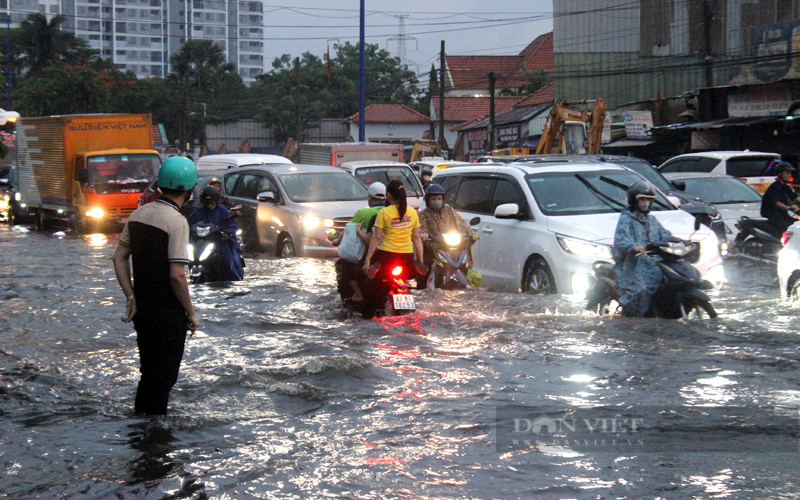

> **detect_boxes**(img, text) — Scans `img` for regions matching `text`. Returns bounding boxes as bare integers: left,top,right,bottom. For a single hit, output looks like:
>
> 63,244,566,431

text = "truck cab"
73,149,161,229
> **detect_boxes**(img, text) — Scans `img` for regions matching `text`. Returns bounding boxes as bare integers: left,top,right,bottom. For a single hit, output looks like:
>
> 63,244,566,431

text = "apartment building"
5,0,264,84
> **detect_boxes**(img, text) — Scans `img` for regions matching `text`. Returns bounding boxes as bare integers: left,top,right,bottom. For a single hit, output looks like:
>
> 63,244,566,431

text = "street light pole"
5,2,11,110
358,0,365,143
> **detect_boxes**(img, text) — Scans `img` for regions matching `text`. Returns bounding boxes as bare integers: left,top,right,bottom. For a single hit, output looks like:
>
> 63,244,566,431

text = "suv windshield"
527,170,674,216
280,172,367,202
88,153,160,193
726,156,780,178
679,177,762,204
609,159,674,192
354,166,423,197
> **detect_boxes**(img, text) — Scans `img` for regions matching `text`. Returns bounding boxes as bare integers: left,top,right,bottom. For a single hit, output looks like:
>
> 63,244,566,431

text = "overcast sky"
261,1,554,80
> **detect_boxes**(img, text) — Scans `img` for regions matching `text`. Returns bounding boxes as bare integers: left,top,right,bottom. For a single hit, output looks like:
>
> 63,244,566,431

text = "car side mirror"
494,203,521,219
672,180,686,191
666,195,681,208
469,217,481,225
77,169,89,183
256,191,276,203
695,217,702,232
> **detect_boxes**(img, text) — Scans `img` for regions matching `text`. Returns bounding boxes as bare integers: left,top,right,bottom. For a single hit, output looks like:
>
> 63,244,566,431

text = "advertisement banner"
623,111,653,139
467,129,488,162
728,85,793,117
496,124,520,145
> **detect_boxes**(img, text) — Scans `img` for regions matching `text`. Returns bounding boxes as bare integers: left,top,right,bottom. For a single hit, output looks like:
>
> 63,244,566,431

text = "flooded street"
1,223,799,499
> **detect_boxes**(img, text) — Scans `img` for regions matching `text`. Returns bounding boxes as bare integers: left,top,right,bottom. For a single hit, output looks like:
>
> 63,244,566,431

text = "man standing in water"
112,156,200,416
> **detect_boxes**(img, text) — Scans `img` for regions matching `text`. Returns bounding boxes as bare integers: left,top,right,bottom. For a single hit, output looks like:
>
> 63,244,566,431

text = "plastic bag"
337,222,366,263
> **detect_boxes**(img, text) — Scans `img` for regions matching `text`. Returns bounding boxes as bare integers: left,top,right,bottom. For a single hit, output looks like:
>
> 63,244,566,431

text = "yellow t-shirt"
375,205,419,254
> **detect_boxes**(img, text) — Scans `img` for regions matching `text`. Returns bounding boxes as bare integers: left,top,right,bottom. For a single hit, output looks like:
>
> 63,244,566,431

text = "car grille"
333,216,352,231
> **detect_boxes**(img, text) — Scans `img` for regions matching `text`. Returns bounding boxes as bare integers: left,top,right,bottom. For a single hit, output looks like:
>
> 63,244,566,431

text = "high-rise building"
4,0,264,84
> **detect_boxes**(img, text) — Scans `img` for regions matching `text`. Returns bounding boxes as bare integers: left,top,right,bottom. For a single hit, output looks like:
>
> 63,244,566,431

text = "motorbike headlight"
187,244,194,262
557,235,613,259
14,192,20,201
199,243,215,261
3,194,8,201
85,207,104,218
442,233,462,246
195,226,211,238
303,216,334,228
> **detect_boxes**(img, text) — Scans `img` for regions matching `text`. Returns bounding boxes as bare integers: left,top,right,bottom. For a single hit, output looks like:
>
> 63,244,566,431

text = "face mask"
429,200,444,210
637,200,652,214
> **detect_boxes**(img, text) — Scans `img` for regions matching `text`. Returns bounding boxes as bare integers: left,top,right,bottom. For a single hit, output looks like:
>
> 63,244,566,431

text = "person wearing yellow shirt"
363,179,425,277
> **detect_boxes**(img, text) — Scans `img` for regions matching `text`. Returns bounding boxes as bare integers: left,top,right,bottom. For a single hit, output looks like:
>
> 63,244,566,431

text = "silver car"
224,164,369,257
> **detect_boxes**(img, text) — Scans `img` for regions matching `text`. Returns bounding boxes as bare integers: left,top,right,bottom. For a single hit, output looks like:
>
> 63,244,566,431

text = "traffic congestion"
3,141,800,497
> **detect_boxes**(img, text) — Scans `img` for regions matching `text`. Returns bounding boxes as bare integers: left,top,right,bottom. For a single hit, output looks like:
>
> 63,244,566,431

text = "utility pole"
702,0,714,88
5,2,10,110
488,72,496,151
438,40,445,151
358,0,366,142
294,57,302,142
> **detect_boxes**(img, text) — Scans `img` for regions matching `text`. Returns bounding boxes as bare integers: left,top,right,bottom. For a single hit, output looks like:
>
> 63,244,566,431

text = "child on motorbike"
363,180,425,278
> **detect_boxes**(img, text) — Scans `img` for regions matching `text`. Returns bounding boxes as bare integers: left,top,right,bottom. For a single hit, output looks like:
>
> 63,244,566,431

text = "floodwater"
1,224,799,499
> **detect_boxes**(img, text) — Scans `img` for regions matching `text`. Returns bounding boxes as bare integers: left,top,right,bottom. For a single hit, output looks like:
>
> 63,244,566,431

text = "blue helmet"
426,184,445,196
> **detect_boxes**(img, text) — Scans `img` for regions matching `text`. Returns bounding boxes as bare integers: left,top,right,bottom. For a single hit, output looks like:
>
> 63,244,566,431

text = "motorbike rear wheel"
683,300,717,319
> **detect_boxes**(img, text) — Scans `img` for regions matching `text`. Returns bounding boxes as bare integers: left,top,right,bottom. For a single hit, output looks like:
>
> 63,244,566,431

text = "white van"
338,160,425,208
196,154,292,172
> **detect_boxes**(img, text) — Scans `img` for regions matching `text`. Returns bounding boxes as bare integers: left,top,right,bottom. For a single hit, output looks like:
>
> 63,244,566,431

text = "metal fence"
204,119,348,154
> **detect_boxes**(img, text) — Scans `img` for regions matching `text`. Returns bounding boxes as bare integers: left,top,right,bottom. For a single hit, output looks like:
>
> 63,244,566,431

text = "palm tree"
18,13,96,75
168,39,236,151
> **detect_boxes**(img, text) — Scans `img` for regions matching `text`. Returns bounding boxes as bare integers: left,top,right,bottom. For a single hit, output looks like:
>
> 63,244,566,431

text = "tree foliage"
252,42,419,142
499,66,551,97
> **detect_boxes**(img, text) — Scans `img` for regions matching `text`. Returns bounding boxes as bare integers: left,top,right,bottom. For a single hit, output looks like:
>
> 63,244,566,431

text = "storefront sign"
496,124,520,145
602,116,612,144
728,85,793,117
623,111,653,139
467,129,488,162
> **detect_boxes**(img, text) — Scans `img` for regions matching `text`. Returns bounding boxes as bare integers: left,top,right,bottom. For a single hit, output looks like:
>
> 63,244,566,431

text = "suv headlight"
557,235,613,259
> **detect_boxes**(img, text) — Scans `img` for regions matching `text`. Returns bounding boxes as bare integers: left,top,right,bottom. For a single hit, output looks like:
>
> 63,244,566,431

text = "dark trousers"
132,307,188,416
335,258,364,302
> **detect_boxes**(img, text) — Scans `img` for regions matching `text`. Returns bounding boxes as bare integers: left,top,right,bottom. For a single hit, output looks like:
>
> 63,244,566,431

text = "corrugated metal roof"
603,139,656,148
454,103,552,131
653,116,780,132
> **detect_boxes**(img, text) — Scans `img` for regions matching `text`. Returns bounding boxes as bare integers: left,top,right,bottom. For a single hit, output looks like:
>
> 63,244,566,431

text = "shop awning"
603,139,656,148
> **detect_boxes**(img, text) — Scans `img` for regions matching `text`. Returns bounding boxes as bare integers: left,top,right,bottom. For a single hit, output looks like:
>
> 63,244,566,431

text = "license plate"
118,217,128,224
392,293,416,310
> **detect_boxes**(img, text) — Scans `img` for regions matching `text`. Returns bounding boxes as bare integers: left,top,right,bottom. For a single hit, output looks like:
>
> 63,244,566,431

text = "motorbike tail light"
393,278,406,287
391,265,403,276
781,231,794,246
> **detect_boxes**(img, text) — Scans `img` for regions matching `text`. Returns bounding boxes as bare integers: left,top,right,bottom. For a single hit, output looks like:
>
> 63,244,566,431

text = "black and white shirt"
119,198,190,311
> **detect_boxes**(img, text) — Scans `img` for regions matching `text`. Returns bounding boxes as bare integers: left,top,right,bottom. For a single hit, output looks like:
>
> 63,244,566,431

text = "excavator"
534,98,605,155
409,139,442,163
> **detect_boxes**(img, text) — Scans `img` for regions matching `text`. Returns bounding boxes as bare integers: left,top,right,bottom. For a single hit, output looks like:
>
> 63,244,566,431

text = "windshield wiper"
596,175,672,210
574,174,625,212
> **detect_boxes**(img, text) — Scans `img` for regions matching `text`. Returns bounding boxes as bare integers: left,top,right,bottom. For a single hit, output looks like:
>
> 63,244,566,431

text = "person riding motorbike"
418,184,478,288
612,181,674,318
187,186,244,281
331,182,386,310
758,161,799,238
363,180,425,279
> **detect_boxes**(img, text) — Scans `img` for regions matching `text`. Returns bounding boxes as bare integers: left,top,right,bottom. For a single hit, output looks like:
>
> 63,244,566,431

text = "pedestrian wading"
112,156,201,416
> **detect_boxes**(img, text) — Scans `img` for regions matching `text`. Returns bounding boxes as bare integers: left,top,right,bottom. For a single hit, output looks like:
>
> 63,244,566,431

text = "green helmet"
157,156,198,191
467,268,482,287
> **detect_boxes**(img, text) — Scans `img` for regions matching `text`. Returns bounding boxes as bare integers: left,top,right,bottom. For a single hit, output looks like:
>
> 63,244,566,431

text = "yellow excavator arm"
535,99,605,155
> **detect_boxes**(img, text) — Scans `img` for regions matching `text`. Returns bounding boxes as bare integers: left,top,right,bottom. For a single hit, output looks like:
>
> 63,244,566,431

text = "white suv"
431,162,725,295
658,151,780,195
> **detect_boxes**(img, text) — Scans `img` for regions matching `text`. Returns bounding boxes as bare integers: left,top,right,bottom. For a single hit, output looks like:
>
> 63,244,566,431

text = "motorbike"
358,257,427,318
425,217,481,290
733,214,796,261
586,238,717,319
188,208,243,284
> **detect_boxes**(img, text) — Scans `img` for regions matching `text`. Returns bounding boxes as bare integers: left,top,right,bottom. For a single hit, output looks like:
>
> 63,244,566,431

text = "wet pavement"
1,224,799,499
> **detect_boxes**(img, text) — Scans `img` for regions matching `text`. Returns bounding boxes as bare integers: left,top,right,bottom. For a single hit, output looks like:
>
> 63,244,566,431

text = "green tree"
18,13,97,76
15,65,109,115
168,39,242,148
251,42,419,143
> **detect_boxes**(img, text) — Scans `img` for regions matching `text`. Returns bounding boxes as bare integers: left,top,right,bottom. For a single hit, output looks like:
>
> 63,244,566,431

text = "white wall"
347,122,432,143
